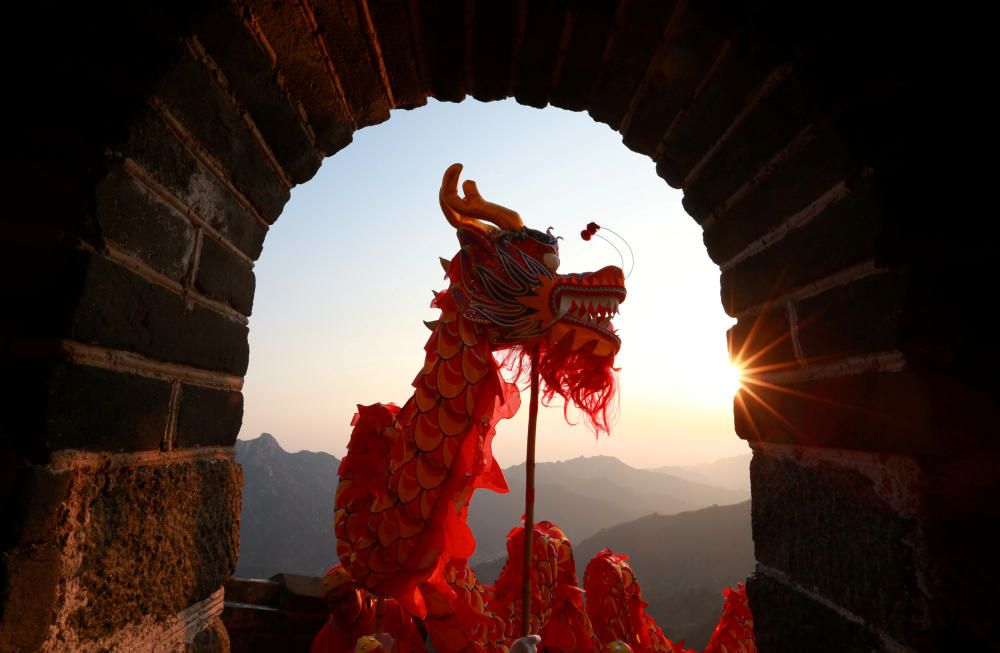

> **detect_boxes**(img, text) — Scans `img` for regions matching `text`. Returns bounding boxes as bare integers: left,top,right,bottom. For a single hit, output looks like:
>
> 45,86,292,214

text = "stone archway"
2,1,991,651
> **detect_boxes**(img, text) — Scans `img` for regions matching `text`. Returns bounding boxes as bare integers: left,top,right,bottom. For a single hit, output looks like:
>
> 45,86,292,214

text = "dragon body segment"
334,165,754,653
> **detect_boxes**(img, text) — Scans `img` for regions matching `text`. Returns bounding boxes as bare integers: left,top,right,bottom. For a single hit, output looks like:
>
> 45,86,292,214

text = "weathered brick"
0,544,63,653
729,271,905,372
920,454,1000,650
622,4,731,157
720,176,882,316
512,1,568,108
727,307,796,373
680,71,823,223
654,37,783,186
3,465,74,546
736,370,1000,456
794,271,904,361
39,363,170,453
246,0,354,156
366,1,427,109
95,165,197,282
587,1,674,130
310,0,391,128
9,153,101,234
195,2,323,185
470,0,517,102
186,616,230,653
751,452,923,646
72,459,241,638
418,0,467,102
747,573,881,653
194,236,255,316
175,385,243,449
1,235,90,341
9,3,188,161
549,1,617,112
155,47,290,223
69,254,249,375
122,111,268,260
704,126,859,264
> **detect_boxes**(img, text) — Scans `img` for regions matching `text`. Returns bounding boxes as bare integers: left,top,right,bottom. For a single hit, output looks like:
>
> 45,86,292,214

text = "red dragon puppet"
333,164,754,653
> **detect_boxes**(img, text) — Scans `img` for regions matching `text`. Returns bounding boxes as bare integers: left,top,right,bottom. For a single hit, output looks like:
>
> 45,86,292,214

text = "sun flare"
725,361,746,398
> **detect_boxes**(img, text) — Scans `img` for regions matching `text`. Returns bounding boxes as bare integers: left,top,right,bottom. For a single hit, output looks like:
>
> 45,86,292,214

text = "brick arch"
1,2,989,652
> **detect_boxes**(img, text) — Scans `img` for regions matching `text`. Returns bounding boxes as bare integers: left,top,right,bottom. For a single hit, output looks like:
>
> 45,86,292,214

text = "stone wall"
1,1,987,651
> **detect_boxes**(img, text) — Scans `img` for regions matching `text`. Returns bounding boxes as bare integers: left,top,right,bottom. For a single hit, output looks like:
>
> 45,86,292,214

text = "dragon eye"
542,253,560,272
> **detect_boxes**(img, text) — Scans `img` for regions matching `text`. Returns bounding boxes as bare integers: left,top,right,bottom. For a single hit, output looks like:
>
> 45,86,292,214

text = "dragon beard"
499,336,619,436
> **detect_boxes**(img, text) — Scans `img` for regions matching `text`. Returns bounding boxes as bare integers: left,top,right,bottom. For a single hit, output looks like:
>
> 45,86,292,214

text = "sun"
724,361,746,398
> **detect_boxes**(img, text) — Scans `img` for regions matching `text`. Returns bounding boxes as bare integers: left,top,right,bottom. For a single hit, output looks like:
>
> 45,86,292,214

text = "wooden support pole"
520,346,541,637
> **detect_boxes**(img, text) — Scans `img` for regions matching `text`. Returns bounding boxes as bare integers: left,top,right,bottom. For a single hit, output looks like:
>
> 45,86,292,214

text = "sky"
237,98,749,468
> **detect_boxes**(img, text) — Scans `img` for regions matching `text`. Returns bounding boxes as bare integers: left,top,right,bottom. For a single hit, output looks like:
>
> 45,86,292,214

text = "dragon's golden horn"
440,163,524,232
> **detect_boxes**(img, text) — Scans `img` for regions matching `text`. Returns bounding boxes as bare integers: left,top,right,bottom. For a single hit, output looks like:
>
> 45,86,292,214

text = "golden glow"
725,361,746,398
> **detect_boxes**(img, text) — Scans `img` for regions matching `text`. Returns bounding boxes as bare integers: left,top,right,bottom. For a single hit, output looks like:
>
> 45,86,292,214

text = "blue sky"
238,98,747,468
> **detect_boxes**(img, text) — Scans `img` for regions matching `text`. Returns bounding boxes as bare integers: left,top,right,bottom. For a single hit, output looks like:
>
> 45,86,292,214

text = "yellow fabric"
321,564,354,596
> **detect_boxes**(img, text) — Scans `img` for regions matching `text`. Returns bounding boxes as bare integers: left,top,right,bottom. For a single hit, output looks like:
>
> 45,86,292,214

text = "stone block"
513,1,568,108
0,544,63,653
69,253,249,374
122,110,268,260
727,307,796,373
186,616,230,653
40,363,171,453
366,1,427,109
418,0,467,102
703,126,859,265
654,37,783,187
244,0,355,156
155,47,290,223
195,236,255,316
72,458,241,639
309,0,391,128
793,271,904,361
729,271,905,372
95,164,198,282
5,464,73,546
681,73,820,223
549,1,617,112
1,241,90,342
747,573,881,653
175,384,244,449
470,0,517,102
587,1,673,130
195,2,323,185
224,578,281,607
720,176,882,316
736,370,1000,456
750,452,923,647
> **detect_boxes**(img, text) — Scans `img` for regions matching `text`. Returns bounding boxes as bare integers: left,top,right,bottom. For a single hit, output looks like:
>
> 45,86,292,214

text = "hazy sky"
238,99,749,468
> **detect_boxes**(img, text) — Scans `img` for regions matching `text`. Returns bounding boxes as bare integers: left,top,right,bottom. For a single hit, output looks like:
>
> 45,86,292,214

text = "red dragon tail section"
701,583,755,653
583,549,688,653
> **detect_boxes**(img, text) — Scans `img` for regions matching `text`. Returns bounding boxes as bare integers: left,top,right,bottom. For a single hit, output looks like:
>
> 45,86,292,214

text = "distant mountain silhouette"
468,455,748,561
474,501,754,651
234,433,340,578
235,435,750,587
647,453,752,493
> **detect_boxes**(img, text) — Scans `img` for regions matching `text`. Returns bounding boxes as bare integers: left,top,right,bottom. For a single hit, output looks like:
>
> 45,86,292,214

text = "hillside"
235,435,750,586
234,433,341,578
474,501,754,650
648,453,752,493
469,455,747,561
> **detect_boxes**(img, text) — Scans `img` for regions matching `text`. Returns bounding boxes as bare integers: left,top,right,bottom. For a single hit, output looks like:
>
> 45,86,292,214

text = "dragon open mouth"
548,265,627,354
554,289,623,342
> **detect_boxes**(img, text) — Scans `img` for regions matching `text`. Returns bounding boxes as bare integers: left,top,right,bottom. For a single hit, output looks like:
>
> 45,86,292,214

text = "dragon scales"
333,164,754,653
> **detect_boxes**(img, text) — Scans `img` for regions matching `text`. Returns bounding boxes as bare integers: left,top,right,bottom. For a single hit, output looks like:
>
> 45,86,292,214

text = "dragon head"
438,164,626,433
